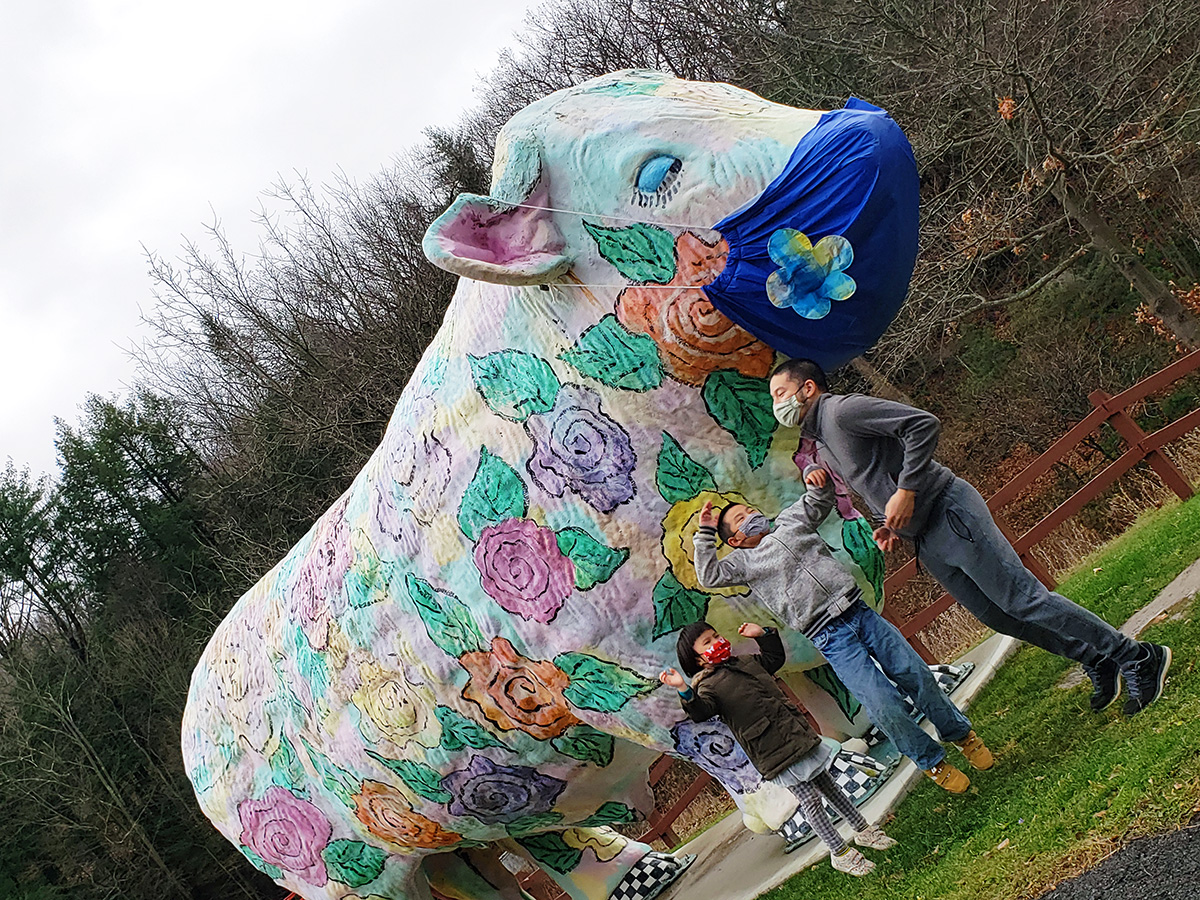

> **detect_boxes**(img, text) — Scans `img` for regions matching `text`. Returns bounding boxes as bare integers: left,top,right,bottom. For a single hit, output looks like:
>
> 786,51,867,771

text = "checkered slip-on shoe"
608,851,696,900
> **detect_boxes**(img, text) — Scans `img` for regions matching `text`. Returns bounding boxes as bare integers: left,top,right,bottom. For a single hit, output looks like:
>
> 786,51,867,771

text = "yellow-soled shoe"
954,730,995,770
925,761,970,793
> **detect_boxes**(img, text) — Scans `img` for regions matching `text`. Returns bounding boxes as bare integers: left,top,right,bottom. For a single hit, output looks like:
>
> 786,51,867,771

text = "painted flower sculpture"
183,70,915,900
765,229,856,318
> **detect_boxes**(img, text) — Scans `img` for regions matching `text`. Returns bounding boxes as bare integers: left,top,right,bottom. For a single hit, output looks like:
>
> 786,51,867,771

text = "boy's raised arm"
693,501,747,589
774,465,836,531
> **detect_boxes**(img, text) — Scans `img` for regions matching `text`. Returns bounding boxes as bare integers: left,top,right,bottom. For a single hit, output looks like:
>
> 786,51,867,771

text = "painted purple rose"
474,519,575,623
238,786,332,886
525,384,636,512
443,755,567,825
672,719,761,795
794,438,860,521
289,497,353,649
390,429,453,526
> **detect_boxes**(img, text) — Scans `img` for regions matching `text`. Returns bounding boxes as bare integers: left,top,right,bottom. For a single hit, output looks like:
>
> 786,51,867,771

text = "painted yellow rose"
562,827,627,862
352,662,434,747
661,490,750,595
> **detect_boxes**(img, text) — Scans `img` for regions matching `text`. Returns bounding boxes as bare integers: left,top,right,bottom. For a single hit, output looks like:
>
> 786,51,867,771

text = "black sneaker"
1082,657,1120,711
1120,643,1172,717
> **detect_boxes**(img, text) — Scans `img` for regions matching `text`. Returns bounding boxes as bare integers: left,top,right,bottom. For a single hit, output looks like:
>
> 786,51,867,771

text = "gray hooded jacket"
693,472,861,638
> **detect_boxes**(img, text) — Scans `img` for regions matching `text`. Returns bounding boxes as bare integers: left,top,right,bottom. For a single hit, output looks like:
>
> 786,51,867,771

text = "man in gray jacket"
768,358,1171,717
693,466,993,791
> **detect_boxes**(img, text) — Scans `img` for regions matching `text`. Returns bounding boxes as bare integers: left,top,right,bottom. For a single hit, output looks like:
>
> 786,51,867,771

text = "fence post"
1089,390,1194,500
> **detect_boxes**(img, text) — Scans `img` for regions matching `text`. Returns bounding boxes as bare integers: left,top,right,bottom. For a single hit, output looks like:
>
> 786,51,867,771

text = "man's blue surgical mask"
701,98,919,372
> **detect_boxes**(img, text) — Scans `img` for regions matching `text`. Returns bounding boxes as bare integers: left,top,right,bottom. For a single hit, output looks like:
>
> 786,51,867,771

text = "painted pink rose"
238,786,332,886
474,519,575,623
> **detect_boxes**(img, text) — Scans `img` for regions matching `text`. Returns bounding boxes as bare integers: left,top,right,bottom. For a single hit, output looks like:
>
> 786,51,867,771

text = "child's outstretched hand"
738,622,765,638
873,525,900,552
804,467,828,488
659,668,687,690
699,500,717,529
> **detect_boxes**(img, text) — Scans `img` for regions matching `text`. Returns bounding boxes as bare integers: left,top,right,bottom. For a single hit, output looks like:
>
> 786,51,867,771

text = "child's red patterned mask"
701,637,732,666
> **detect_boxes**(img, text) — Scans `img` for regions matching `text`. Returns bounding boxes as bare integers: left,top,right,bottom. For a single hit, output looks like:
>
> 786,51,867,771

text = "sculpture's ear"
422,181,573,285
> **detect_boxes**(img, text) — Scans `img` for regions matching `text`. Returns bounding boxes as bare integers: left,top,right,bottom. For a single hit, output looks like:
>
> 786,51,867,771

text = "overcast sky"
1,0,538,477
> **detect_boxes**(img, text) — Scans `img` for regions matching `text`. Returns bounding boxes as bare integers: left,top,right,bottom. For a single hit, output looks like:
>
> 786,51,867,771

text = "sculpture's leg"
506,829,694,900
423,847,533,900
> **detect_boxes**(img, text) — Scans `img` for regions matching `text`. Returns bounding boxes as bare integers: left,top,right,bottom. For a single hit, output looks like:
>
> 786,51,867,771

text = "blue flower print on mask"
765,229,856,319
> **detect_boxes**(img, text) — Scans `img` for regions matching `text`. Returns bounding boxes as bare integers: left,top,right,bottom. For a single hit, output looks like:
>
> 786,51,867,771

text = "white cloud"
0,0,535,475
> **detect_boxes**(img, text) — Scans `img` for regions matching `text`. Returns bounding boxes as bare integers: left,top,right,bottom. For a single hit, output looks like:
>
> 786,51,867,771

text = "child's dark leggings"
788,770,867,853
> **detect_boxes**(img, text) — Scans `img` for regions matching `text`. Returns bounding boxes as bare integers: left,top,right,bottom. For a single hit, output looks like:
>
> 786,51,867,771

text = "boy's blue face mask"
701,98,920,372
737,512,771,539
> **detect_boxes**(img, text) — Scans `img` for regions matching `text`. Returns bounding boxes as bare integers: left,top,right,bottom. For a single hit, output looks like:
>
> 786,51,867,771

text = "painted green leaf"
323,839,388,888
469,350,561,422
559,315,664,391
555,527,629,590
652,570,711,640
656,433,718,504
268,732,306,791
457,447,528,542
555,652,657,713
365,750,451,803
517,831,584,874
240,846,283,879
405,574,487,659
435,705,505,751
345,545,394,609
551,723,615,766
574,801,637,828
505,811,564,837
701,370,777,468
300,738,358,808
842,516,885,602
582,221,676,284
805,663,863,723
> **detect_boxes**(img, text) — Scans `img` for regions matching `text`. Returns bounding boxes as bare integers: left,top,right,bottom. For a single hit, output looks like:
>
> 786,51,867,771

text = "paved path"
657,566,1200,900
1035,818,1200,900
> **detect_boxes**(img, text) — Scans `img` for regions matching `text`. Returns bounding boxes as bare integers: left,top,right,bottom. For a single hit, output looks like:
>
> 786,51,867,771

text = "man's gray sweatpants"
917,478,1143,668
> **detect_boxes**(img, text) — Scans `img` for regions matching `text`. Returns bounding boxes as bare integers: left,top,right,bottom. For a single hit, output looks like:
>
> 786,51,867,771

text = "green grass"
761,496,1200,900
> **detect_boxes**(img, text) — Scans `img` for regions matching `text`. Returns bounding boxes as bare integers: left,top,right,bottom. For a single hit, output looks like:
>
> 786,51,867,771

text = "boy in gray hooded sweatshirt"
693,466,993,792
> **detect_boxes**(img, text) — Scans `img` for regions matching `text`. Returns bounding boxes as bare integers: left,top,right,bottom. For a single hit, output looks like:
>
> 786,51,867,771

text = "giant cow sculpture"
182,70,918,900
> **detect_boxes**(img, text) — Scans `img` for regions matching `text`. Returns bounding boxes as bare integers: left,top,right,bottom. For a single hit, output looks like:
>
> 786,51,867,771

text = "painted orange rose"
460,637,580,740
617,231,774,386
353,780,461,849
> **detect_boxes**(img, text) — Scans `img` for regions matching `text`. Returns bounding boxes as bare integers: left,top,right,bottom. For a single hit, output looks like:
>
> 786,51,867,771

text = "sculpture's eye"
634,155,682,207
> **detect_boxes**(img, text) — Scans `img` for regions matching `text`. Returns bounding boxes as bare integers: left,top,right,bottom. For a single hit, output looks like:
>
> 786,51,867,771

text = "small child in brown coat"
660,620,896,876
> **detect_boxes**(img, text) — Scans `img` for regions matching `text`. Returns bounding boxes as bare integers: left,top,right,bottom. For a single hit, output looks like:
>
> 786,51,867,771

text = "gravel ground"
1036,819,1200,900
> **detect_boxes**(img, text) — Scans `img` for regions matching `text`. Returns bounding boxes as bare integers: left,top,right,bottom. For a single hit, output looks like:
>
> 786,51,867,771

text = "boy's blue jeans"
811,602,971,770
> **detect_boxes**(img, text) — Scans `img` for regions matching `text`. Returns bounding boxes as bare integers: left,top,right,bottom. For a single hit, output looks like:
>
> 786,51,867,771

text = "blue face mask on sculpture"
701,98,920,372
